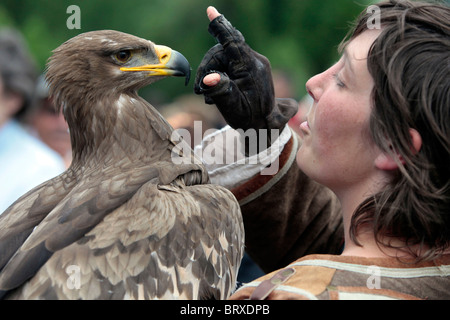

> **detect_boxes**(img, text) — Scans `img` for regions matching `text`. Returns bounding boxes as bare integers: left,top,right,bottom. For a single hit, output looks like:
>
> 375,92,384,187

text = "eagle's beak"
120,45,191,86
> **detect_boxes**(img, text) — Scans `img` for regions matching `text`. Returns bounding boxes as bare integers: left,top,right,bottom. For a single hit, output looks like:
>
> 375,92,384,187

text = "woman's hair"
344,0,450,261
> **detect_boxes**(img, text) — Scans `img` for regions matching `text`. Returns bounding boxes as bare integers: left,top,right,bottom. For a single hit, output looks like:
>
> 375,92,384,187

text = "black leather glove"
194,14,298,139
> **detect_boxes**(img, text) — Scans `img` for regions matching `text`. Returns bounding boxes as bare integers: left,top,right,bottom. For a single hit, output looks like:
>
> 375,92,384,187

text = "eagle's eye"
114,50,132,63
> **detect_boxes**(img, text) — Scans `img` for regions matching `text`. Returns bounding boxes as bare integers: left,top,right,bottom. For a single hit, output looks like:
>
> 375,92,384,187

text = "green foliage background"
0,0,374,106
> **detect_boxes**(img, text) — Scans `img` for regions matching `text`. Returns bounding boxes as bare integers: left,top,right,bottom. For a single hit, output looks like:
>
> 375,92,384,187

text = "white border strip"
237,281,319,300
288,259,450,278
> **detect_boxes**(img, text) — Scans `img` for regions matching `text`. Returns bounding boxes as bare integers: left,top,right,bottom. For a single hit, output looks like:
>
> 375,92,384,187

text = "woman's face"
297,30,383,195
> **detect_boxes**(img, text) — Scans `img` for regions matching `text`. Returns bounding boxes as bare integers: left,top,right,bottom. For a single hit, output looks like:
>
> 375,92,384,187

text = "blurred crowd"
0,28,69,213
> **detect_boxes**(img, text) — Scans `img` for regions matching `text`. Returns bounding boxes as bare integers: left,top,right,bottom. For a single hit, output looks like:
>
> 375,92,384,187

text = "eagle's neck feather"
67,92,174,167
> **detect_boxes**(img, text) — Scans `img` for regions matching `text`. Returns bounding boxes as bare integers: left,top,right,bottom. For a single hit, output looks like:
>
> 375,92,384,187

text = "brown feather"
0,30,244,300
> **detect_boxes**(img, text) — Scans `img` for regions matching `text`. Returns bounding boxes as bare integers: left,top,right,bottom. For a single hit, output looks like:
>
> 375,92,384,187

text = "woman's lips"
300,120,310,135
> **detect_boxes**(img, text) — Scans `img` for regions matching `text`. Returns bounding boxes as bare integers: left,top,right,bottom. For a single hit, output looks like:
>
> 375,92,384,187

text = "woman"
194,0,449,299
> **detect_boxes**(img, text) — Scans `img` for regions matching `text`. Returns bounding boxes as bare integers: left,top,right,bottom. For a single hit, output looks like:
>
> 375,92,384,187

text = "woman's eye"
115,50,132,63
333,73,346,88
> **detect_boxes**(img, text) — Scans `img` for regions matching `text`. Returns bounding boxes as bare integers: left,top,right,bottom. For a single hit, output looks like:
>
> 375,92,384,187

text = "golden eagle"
0,30,244,300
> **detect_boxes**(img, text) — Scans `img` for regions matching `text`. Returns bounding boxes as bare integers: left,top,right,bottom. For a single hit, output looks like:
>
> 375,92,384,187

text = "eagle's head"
44,30,191,163
46,30,190,109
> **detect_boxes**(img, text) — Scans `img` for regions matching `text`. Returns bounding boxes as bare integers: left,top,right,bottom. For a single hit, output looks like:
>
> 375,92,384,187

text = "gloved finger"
194,44,228,94
196,70,231,105
208,14,245,48
199,71,268,130
207,14,251,66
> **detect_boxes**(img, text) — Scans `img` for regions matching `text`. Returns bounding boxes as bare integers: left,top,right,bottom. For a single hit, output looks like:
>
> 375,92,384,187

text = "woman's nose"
305,72,325,102
306,63,339,102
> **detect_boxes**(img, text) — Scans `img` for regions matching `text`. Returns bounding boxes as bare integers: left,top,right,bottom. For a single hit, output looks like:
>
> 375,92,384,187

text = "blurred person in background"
161,94,226,148
24,75,72,168
0,28,65,214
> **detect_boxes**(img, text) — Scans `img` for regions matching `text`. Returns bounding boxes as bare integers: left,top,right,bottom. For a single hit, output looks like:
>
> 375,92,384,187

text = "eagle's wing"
4,180,244,300
0,162,209,298
0,171,76,272
0,165,158,297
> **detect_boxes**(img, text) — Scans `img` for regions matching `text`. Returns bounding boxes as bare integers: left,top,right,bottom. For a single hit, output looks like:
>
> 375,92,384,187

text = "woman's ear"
374,152,399,171
374,128,422,171
409,128,422,155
